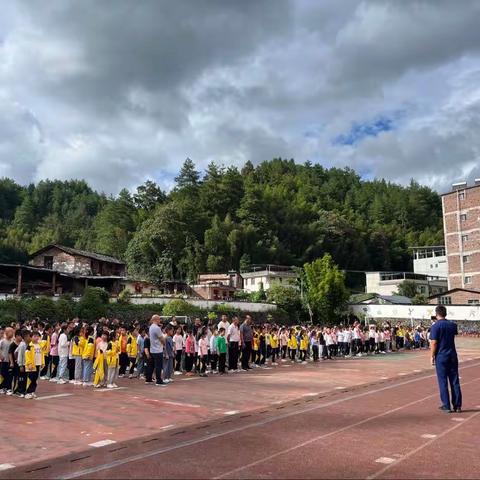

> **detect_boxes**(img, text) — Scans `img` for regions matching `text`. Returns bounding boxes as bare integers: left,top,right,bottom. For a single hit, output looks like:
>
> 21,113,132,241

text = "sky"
1,0,480,194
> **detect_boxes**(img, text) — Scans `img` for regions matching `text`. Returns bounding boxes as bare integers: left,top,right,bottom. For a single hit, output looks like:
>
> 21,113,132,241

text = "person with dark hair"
39,324,52,380
25,331,43,399
82,326,95,386
430,305,462,413
0,327,14,394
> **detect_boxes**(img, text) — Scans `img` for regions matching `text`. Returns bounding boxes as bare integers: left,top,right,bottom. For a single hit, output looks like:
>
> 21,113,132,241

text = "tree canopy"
0,158,443,284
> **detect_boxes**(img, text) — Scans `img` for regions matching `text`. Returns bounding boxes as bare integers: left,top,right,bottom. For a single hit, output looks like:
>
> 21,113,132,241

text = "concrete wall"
351,303,480,321
413,255,448,277
128,297,277,312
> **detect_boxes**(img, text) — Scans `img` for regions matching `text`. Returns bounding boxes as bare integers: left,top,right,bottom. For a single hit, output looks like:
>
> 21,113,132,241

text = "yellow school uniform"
126,334,138,358
106,341,119,368
270,334,279,349
288,335,298,349
82,336,95,361
93,350,105,385
300,335,308,351
253,334,259,351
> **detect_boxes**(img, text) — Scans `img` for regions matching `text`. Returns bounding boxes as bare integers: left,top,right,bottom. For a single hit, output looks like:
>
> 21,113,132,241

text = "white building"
241,265,298,293
411,246,448,277
365,271,447,297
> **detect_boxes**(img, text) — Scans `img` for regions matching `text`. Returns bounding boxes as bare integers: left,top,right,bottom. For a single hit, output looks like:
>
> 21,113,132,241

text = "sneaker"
163,379,170,384
106,384,115,389
200,373,208,377
118,374,125,378
155,383,167,387
15,393,25,398
94,384,102,389
32,393,38,399
112,383,119,388
39,376,47,380
57,379,67,385
302,361,307,365
0,389,6,395
241,368,248,372
49,378,58,383
24,393,33,399
128,374,133,379
6,390,13,396
174,371,183,376
145,381,154,384
272,362,278,366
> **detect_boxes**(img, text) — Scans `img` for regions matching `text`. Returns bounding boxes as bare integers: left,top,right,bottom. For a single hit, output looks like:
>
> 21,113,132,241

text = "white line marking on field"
160,425,175,430
302,392,320,397
421,434,437,439
451,417,465,422
375,457,396,464
94,387,127,392
181,377,200,381
89,439,116,448
164,401,201,408
398,373,407,376
413,370,421,373
224,410,240,415
36,393,73,401
381,377,389,380
282,365,292,367
335,387,346,390
0,464,15,471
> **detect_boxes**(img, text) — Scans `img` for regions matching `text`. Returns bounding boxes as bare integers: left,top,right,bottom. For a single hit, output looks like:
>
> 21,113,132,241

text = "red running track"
4,358,480,479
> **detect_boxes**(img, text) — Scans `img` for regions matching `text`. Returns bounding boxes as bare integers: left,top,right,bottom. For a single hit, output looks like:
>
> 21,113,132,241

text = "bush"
107,303,162,323
163,299,200,316
26,297,57,322
117,289,132,305
76,287,109,321
55,297,75,322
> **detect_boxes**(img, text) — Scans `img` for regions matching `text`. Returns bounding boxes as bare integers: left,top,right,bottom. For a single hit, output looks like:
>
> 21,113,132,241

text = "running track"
4,358,480,479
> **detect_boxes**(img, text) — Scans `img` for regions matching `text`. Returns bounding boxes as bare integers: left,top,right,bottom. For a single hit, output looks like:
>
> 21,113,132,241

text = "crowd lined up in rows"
0,314,432,399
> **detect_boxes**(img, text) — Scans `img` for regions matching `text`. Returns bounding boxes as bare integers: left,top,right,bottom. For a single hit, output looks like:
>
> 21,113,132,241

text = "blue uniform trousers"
435,354,462,410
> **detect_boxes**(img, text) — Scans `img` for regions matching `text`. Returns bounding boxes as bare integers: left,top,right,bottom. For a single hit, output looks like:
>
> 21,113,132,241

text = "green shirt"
216,336,227,354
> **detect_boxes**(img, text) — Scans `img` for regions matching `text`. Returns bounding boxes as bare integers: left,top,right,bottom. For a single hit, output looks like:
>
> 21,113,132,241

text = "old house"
191,271,243,300
29,244,126,276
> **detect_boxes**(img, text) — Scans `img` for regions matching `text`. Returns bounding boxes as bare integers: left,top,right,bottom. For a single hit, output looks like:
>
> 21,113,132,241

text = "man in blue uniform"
430,305,462,413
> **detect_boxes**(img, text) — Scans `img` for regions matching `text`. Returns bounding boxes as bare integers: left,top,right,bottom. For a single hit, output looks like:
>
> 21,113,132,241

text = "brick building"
442,181,480,291
29,244,126,276
428,288,480,305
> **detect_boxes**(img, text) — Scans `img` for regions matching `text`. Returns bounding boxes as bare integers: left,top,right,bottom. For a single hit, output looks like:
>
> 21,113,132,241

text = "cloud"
1,0,480,193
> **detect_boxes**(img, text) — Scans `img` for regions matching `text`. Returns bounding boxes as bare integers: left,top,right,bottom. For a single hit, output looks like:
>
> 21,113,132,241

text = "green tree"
303,254,349,324
396,280,418,299
162,299,199,316
266,284,302,322
76,287,109,321
27,297,57,322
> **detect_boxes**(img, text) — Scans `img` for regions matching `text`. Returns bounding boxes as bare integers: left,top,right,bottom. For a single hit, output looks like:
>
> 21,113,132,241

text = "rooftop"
29,244,125,265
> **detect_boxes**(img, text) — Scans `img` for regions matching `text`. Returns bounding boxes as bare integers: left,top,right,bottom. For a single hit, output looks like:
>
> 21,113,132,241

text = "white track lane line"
367,410,480,479
60,362,480,480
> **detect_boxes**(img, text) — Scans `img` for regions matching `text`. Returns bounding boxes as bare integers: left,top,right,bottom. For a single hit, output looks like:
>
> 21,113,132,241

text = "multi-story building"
365,271,447,297
191,271,242,300
411,246,447,277
241,265,298,293
442,180,480,291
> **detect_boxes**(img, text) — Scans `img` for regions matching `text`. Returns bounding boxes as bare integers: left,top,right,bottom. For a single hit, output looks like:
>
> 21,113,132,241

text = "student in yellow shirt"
82,326,95,386
270,327,279,365
252,328,260,365
126,326,139,379
299,330,308,363
71,326,85,385
25,331,44,399
106,332,119,389
39,324,52,380
288,328,298,361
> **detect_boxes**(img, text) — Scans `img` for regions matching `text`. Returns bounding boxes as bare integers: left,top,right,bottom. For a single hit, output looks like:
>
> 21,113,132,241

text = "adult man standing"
227,316,240,372
149,315,166,387
240,315,254,371
0,327,14,394
217,314,230,335
430,305,462,413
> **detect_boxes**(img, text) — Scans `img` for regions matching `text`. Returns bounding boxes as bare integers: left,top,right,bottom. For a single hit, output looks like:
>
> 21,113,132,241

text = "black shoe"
439,406,452,412
453,407,462,413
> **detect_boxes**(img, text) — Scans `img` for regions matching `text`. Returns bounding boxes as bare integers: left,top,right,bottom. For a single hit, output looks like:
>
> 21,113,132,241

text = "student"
56,325,70,384
118,327,129,377
126,327,139,379
184,330,196,375
288,329,298,361
270,328,279,365
299,330,308,363
173,326,184,374
49,324,60,382
15,330,29,397
259,327,267,366
39,325,52,380
311,330,319,362
82,326,95,386
105,332,119,389
71,326,85,385
0,327,14,394
93,331,108,388
280,329,288,361
136,327,146,379
163,325,174,383
252,328,260,366
25,331,44,399
198,330,209,377
209,328,219,373
217,328,227,374
7,329,22,396
143,331,154,384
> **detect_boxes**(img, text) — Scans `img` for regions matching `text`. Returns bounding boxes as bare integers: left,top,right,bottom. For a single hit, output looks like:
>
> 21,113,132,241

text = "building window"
465,276,473,284
439,296,452,305
460,213,467,222
459,191,465,201
468,299,480,305
463,255,470,263
462,234,469,242
43,256,53,269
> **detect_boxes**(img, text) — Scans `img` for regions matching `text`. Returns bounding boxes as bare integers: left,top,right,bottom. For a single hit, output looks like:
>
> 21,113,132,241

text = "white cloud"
1,0,480,193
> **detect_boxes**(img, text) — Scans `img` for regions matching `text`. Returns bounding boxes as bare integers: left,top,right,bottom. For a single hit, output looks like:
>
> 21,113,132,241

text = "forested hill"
0,158,443,281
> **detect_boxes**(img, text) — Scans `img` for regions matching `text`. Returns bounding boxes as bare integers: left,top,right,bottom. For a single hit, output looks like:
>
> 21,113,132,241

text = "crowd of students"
0,314,432,398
